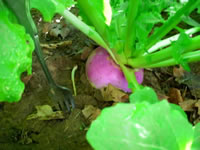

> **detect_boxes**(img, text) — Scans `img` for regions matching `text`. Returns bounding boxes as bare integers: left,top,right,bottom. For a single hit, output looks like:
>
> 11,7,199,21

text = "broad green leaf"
191,123,200,150
87,100,194,150
129,87,158,104
0,1,34,102
30,0,76,21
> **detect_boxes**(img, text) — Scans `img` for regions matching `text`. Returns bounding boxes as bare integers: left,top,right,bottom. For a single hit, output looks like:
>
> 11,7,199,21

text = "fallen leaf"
81,46,93,60
40,40,72,49
49,23,70,39
194,101,200,115
27,105,64,120
193,117,200,125
100,84,128,102
82,105,101,122
173,66,185,78
179,99,197,112
21,75,32,85
42,22,51,34
168,88,183,104
157,92,169,101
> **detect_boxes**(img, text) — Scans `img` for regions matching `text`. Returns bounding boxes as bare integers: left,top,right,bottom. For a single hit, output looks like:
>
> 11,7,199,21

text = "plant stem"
127,35,200,68
62,9,118,63
120,65,141,92
77,0,108,41
143,50,200,68
143,0,200,53
71,65,78,96
124,0,139,57
147,27,200,54
62,10,104,48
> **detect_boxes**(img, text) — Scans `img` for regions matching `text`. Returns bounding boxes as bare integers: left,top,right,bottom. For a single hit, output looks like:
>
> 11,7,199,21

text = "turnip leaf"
87,100,194,150
30,0,76,21
191,123,200,150
0,1,34,102
0,0,75,102
129,87,158,104
171,32,191,71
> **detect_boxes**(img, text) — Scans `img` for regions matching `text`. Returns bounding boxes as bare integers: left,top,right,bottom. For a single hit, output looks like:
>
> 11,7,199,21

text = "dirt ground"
0,9,200,150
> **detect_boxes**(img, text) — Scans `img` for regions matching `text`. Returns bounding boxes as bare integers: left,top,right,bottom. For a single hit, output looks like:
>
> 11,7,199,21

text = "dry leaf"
194,101,200,115
179,100,197,112
49,23,70,39
193,117,200,125
168,88,183,104
27,105,64,120
173,66,185,78
42,23,51,34
21,75,32,85
82,105,101,122
81,46,93,60
100,84,128,102
157,92,169,100
40,40,72,49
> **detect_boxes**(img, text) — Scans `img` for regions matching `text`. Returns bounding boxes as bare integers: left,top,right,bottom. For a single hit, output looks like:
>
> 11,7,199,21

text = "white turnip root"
86,47,144,92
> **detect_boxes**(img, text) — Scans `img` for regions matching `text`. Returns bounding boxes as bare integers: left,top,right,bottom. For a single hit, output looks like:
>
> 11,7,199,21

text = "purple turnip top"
86,47,143,92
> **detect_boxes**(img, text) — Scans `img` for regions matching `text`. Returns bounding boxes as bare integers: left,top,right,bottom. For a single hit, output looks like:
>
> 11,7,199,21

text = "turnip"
86,47,144,92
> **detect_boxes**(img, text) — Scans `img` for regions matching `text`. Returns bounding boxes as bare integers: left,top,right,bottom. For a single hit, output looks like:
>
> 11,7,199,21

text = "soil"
0,9,200,150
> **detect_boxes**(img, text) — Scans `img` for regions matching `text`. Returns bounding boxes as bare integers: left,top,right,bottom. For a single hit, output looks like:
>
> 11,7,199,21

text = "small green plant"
1,0,200,149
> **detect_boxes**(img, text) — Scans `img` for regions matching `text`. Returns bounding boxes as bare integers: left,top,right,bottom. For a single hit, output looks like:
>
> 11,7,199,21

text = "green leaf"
198,5,200,14
182,16,200,27
77,0,111,44
64,0,76,8
0,1,34,102
30,0,76,21
191,123,200,150
77,0,130,52
171,32,191,71
129,87,158,104
135,0,179,50
87,100,194,150
108,0,128,50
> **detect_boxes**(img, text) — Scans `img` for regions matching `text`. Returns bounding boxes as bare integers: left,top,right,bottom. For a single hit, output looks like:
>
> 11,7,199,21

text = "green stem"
120,65,141,92
77,0,108,41
147,27,200,54
71,65,78,96
127,35,200,68
124,0,139,57
143,50,200,68
143,0,200,53
62,9,118,64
